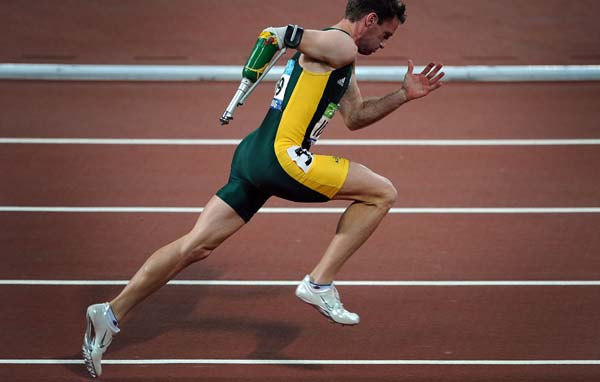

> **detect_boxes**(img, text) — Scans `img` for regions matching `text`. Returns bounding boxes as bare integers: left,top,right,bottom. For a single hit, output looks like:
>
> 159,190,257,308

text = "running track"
2,1,600,381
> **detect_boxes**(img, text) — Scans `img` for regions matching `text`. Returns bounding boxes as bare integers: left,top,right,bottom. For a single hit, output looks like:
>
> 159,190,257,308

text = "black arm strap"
284,24,304,49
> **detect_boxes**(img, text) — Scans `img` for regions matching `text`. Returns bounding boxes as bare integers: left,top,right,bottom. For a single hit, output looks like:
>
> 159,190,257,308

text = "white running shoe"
82,303,119,378
295,275,360,325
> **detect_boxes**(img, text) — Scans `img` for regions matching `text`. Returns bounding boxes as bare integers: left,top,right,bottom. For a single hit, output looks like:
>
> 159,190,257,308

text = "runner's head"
344,0,406,55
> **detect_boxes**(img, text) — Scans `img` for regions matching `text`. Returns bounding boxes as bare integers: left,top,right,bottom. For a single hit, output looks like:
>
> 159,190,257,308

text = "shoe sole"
82,343,98,378
296,294,357,326
82,312,99,378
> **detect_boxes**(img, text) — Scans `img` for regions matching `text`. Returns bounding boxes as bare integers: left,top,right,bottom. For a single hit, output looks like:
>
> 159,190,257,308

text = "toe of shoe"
82,346,99,378
91,350,103,376
335,312,360,325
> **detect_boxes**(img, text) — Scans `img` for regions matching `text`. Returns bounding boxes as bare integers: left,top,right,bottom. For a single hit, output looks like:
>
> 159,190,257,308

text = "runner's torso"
229,29,354,193
262,50,353,152
217,30,355,219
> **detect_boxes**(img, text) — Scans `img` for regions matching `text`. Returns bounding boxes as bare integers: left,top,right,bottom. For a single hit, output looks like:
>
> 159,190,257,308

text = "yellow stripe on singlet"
274,69,349,198
275,70,329,146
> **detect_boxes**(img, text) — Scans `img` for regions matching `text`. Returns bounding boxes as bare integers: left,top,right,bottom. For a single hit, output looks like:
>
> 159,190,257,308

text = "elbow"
344,116,362,131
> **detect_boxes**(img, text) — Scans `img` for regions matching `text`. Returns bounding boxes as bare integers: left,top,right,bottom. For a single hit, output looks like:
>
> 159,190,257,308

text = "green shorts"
216,124,349,222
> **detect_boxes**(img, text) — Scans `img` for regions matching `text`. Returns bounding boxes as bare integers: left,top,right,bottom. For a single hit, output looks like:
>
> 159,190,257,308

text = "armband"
284,24,304,49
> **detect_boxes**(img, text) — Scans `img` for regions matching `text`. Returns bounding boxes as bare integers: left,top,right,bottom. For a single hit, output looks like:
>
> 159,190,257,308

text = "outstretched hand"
401,60,445,101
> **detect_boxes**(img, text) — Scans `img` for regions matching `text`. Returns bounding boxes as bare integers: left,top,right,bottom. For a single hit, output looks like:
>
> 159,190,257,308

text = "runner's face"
356,17,400,55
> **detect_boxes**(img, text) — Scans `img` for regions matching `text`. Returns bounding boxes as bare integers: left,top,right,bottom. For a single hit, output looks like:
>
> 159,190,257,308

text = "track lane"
2,82,600,140
2,144,600,207
2,364,600,382
3,0,599,65
1,213,599,281
3,285,600,361
3,0,600,381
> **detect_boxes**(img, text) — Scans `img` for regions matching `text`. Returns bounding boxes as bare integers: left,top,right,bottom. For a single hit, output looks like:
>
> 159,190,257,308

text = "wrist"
398,86,411,102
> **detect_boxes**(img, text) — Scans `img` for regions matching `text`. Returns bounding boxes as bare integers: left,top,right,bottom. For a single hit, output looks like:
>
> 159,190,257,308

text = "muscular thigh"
273,149,350,200
333,161,395,202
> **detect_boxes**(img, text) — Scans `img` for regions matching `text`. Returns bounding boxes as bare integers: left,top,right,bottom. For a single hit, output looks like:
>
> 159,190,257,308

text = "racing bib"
287,145,313,173
270,59,295,111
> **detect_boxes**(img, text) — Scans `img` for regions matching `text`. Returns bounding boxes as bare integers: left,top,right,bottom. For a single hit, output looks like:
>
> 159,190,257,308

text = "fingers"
406,60,446,95
420,62,436,76
426,63,444,80
430,80,443,91
423,62,445,88
430,71,445,84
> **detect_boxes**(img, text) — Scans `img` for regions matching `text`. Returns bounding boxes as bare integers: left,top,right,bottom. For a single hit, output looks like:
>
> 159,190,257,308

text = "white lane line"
2,280,600,286
1,359,600,365
2,207,600,214
2,138,600,146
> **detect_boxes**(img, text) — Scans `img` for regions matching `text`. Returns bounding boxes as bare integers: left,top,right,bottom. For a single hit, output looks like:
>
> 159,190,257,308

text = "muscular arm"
267,25,357,69
339,60,445,131
340,78,409,131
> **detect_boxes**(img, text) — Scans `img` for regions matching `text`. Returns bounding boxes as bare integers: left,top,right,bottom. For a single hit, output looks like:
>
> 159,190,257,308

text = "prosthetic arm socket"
219,25,304,125
283,24,304,49
220,29,281,124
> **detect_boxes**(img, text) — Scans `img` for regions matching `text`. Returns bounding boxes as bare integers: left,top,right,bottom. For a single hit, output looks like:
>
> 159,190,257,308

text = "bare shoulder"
299,28,357,69
324,29,357,57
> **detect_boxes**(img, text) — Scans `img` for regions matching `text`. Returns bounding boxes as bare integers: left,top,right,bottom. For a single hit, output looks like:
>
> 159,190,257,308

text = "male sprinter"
83,0,444,377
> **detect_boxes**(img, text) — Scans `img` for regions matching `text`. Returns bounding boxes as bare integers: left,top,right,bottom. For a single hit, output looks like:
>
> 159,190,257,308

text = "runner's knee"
358,175,397,209
187,244,213,263
179,235,217,264
376,177,397,209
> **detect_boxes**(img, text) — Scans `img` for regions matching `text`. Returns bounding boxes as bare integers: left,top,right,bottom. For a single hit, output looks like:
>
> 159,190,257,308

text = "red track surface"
2,1,600,381
3,0,600,65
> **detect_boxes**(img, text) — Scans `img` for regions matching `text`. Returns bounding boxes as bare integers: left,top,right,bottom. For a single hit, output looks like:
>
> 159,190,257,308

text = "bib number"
271,59,295,111
308,102,338,145
287,146,313,173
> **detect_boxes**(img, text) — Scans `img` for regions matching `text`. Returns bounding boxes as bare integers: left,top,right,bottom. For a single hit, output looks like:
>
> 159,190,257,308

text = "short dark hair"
345,0,407,24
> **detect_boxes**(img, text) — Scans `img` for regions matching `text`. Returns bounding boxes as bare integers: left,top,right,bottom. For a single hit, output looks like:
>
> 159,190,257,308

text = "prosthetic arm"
219,25,304,125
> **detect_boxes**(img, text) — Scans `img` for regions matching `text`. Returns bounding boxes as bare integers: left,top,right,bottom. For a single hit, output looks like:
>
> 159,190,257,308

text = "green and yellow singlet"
217,44,354,222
